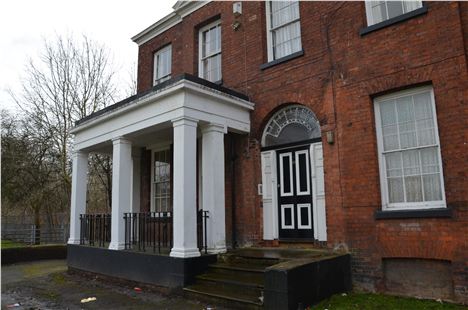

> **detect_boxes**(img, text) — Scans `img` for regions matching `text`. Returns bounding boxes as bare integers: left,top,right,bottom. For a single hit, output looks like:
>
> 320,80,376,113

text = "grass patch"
313,292,466,310
1,239,27,249
52,273,66,285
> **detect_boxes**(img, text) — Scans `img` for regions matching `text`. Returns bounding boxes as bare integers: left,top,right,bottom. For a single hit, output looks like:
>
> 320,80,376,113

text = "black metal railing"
197,210,209,254
124,212,173,253
124,210,209,254
79,214,111,247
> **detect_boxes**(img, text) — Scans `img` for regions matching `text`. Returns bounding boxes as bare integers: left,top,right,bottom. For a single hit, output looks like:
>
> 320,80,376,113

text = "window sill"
260,50,304,70
375,207,452,220
360,5,428,36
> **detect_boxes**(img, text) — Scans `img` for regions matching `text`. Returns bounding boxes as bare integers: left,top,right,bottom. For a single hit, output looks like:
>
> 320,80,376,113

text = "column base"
108,241,125,250
207,246,227,254
67,238,81,245
170,247,201,258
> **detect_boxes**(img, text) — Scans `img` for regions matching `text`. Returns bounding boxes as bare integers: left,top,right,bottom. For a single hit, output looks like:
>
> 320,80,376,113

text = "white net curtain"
379,91,442,204
370,1,422,24
270,1,302,59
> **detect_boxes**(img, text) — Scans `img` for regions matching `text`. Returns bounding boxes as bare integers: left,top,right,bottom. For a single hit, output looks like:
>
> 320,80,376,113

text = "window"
199,20,221,82
266,1,302,61
153,45,172,85
374,86,446,210
365,1,423,26
262,105,321,147
151,149,172,212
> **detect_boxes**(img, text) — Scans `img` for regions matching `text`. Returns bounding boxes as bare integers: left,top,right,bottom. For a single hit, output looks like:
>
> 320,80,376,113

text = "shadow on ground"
1,259,228,310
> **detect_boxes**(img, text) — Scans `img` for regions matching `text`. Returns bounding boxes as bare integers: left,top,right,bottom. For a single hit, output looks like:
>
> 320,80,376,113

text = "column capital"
201,123,227,134
112,136,132,145
172,117,198,128
71,150,88,159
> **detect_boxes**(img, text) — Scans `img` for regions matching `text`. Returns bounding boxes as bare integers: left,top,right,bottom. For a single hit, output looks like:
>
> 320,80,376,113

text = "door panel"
277,146,314,239
279,152,294,197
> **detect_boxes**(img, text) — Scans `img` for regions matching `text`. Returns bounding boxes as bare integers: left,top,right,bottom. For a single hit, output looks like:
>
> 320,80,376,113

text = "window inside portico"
151,149,172,212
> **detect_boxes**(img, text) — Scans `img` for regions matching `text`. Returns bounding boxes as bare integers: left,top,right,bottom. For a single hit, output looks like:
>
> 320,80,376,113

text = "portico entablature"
70,74,254,151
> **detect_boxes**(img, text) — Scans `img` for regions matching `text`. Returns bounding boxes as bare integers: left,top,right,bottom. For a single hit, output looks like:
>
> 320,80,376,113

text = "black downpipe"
230,135,238,249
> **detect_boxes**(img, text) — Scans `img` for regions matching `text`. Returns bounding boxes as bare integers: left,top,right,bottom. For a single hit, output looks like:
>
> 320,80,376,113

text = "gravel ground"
1,260,226,310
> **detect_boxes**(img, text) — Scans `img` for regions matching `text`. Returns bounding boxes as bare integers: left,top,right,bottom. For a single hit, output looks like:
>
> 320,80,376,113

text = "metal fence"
1,225,69,245
79,214,111,247
123,210,209,254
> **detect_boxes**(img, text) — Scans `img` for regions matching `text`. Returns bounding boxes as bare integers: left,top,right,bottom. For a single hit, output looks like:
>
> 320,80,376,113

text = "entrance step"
183,251,280,308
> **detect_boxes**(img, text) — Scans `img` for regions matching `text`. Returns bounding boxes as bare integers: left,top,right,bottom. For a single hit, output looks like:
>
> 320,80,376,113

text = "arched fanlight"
261,105,321,147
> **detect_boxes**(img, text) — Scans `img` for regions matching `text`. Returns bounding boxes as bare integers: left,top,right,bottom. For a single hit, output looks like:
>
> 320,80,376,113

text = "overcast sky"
0,0,175,112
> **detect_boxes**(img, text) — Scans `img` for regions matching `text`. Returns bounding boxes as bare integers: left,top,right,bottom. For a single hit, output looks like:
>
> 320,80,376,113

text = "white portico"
68,74,254,258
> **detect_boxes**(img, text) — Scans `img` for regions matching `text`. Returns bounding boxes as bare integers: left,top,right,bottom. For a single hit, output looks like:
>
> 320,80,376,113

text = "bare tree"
10,34,117,206
1,110,60,243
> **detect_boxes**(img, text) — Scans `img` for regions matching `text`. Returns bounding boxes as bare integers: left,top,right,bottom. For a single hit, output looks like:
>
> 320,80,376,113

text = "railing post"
124,213,128,250
79,215,83,245
203,210,209,255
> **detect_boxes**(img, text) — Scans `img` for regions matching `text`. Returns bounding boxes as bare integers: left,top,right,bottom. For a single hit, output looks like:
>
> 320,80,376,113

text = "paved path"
1,260,227,309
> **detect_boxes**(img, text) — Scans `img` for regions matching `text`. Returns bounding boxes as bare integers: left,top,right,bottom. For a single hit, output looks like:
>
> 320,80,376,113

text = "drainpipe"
230,134,238,249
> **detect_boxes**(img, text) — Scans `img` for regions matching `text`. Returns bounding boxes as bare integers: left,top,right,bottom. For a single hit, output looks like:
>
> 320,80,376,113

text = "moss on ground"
1,239,26,249
313,292,467,310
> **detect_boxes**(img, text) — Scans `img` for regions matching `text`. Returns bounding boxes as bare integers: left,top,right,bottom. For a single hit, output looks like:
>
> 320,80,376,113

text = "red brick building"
68,1,468,305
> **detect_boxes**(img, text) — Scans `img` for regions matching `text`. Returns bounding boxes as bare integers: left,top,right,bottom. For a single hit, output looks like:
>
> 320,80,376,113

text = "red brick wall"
137,1,468,303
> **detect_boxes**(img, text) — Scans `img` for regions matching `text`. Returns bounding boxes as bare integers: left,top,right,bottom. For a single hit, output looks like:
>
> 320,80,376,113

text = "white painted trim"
374,85,447,211
295,149,310,196
265,1,274,62
261,150,279,240
132,1,210,46
132,12,182,46
297,203,312,229
71,79,253,136
310,142,327,241
198,20,222,82
279,152,294,197
280,204,294,229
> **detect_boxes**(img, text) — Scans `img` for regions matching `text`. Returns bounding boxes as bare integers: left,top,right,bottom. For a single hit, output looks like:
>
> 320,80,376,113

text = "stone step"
184,281,263,309
217,253,279,268
197,269,264,288
209,262,267,273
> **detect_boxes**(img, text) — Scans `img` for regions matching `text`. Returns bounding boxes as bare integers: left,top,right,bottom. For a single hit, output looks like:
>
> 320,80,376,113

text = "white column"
109,137,132,250
68,151,89,244
131,154,141,213
170,117,200,258
202,123,227,253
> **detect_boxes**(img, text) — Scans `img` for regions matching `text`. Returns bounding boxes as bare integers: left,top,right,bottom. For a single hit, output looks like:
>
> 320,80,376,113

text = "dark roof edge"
75,73,249,126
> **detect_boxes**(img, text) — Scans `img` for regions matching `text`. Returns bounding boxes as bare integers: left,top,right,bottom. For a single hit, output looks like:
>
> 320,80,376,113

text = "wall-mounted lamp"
326,131,335,144
231,21,241,31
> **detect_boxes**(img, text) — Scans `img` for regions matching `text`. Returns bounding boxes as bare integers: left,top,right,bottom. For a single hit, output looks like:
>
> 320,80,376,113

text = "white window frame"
150,144,172,213
198,20,222,82
374,86,446,211
265,0,302,62
365,1,423,26
153,44,172,86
